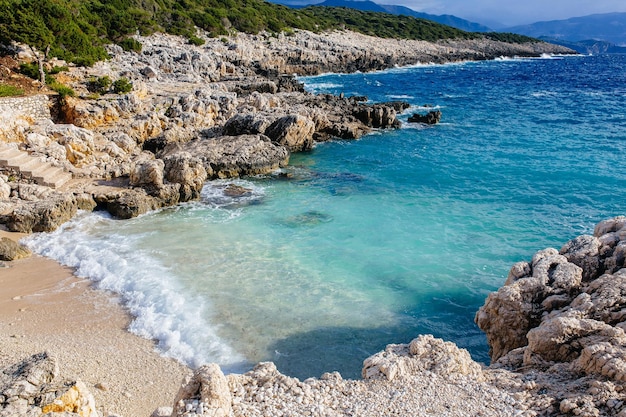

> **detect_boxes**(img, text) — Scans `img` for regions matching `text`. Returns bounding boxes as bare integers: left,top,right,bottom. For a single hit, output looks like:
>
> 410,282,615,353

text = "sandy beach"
0,229,188,417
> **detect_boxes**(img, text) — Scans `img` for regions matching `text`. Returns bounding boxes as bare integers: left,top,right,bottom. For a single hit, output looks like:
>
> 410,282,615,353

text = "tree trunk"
28,45,46,86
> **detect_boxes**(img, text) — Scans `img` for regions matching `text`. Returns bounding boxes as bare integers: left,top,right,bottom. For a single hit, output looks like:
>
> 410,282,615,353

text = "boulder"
0,237,31,261
172,363,232,417
408,110,442,124
175,135,289,179
0,176,11,200
129,158,165,189
94,188,161,220
222,114,272,136
264,114,316,152
46,124,96,166
362,334,484,382
163,152,208,201
353,104,400,129
2,193,78,233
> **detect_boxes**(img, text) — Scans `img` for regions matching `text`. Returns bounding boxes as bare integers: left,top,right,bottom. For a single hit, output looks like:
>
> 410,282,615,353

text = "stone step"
0,145,72,189
0,152,32,168
42,171,72,189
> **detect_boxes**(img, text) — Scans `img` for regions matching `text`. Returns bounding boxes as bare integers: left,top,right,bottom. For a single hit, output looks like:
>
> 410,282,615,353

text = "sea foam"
23,211,246,370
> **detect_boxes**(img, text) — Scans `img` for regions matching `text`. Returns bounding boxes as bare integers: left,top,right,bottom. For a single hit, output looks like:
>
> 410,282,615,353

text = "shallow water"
26,54,626,379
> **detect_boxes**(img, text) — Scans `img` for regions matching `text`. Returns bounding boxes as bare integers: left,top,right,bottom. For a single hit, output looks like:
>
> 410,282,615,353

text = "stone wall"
0,95,51,121
0,95,51,142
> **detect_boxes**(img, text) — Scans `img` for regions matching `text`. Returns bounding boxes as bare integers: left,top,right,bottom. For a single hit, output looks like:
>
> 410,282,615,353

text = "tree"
0,1,55,84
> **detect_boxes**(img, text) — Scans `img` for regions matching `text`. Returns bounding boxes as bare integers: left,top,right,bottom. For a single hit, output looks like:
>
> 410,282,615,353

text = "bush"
112,77,133,94
0,84,24,97
49,65,69,74
19,62,40,80
188,35,205,46
87,76,112,94
48,80,75,98
119,37,143,53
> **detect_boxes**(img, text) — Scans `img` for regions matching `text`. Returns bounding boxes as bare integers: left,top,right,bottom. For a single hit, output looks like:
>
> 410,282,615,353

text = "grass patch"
0,84,24,97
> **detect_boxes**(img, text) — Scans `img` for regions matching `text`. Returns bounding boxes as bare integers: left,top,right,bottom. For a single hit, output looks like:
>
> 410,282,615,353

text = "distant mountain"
541,38,626,55
270,0,492,32
505,13,626,46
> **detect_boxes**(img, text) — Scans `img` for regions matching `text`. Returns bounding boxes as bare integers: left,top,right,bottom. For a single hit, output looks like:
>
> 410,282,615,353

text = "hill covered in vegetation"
0,0,539,66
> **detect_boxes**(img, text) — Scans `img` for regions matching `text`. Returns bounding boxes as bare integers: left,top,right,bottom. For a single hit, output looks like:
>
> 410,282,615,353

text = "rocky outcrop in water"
476,216,626,416
408,110,442,124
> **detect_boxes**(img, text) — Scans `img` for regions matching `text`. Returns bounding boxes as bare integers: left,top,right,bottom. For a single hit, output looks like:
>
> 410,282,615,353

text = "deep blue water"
27,54,626,380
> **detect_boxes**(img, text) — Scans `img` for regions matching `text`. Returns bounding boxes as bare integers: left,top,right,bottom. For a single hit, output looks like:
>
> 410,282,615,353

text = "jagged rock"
0,352,58,417
175,135,289,179
94,188,161,219
129,158,165,189
46,124,96,166
0,176,11,200
172,363,231,417
353,104,401,129
0,237,31,261
2,193,78,233
264,114,315,152
163,152,207,201
408,110,442,124
362,334,484,382
222,114,272,136
41,380,98,417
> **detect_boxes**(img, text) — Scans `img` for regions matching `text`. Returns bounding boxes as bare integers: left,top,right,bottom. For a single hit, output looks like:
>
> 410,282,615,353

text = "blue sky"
379,0,626,26
277,0,626,27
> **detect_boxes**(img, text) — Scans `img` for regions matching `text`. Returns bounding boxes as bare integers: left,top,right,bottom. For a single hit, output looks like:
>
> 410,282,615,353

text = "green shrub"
112,77,133,94
119,37,143,53
87,76,112,94
48,80,75,98
49,65,69,74
188,35,205,46
19,62,40,80
0,84,24,97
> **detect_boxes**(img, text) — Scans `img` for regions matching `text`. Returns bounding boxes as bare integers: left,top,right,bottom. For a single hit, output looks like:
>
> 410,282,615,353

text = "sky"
377,0,626,27
279,0,626,27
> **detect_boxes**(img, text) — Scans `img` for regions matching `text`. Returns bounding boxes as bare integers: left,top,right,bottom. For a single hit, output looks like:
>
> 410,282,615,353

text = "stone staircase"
0,145,72,189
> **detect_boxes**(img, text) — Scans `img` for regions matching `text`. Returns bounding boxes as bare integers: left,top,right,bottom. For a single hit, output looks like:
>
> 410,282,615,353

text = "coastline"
0,229,188,417
3,28,623,417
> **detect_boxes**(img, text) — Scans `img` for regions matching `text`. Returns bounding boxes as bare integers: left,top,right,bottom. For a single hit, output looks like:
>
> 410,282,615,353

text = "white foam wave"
23,211,246,370
387,94,414,100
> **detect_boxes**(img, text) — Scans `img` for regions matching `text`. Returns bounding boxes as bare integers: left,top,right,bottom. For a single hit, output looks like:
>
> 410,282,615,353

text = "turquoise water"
26,54,626,379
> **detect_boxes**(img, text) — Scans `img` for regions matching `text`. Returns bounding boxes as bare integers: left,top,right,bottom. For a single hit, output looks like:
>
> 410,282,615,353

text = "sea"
25,53,626,380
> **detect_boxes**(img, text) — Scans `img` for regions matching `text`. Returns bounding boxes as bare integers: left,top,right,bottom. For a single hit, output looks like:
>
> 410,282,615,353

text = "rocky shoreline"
2,28,616,417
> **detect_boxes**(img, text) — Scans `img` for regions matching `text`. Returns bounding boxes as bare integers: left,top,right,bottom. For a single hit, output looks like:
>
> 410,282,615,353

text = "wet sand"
0,230,189,417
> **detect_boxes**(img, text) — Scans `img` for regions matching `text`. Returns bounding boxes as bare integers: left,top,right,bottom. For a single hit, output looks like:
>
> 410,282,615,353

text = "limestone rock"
0,176,11,200
353,104,401,129
0,352,58,417
222,114,272,136
46,124,96,167
264,114,315,152
3,193,78,233
94,188,161,219
41,380,98,417
362,334,483,382
176,135,289,179
0,237,31,261
172,363,231,417
129,158,165,189
408,110,442,124
163,152,207,201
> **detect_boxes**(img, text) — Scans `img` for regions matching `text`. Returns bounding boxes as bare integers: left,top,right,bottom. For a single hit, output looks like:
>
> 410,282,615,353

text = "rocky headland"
1,27,614,417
